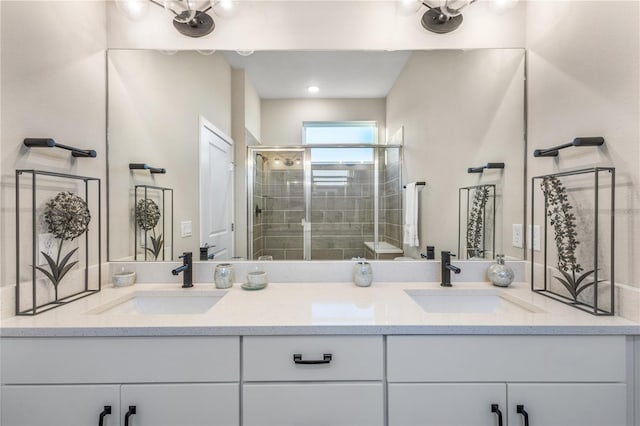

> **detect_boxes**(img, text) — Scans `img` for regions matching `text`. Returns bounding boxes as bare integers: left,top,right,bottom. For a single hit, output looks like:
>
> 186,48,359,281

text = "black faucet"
441,250,461,287
171,252,193,288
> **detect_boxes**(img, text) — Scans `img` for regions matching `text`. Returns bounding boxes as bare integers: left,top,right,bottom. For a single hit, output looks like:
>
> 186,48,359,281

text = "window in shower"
303,121,376,164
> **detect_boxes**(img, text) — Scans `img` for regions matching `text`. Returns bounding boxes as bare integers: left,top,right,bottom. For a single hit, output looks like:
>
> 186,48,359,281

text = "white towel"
403,182,420,248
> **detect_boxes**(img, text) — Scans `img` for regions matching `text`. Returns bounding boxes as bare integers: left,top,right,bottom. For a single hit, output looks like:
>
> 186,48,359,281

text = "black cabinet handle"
293,353,332,364
490,404,503,426
124,406,137,426
516,404,530,426
98,406,111,426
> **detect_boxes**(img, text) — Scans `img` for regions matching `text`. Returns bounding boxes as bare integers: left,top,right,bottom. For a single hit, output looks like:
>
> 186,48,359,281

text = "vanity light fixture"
116,0,240,38
398,0,477,34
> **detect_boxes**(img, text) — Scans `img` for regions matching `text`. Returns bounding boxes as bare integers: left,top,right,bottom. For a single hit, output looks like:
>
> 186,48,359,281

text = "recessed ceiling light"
307,85,320,94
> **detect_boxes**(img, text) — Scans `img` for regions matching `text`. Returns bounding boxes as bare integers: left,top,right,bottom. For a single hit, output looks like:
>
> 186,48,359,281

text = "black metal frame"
134,185,174,261
531,167,615,316
15,169,101,316
23,138,97,158
458,184,496,260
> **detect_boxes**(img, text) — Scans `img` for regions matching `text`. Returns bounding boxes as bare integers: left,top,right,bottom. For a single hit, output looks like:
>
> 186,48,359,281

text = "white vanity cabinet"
0,337,240,426
242,335,385,426
387,335,628,426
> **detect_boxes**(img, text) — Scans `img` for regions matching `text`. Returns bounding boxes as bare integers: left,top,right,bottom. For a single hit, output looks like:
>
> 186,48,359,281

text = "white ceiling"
222,50,412,99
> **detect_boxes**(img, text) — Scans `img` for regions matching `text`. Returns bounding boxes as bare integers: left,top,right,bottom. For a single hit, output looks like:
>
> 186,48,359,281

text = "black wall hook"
23,138,96,158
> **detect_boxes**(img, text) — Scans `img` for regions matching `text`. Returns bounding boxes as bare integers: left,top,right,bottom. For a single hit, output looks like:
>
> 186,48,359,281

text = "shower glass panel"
248,146,402,260
250,149,305,260
310,147,376,260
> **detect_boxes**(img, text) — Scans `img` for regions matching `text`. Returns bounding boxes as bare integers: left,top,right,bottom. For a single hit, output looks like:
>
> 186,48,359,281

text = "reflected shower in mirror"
107,49,526,262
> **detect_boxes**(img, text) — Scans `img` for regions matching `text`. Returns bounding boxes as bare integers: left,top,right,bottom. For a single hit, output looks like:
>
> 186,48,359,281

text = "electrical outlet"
38,233,58,265
181,221,192,237
512,224,523,248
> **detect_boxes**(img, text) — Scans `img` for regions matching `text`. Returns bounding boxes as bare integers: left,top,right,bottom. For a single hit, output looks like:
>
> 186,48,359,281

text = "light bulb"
197,49,217,55
307,85,320,94
115,0,150,21
236,50,255,56
395,0,422,16
212,0,240,18
491,0,519,13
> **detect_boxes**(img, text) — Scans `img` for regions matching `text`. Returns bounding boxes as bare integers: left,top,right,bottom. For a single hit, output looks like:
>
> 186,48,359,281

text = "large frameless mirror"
107,49,526,262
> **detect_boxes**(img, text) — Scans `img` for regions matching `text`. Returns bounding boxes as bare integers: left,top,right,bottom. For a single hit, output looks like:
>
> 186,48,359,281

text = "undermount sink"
91,290,226,315
405,289,543,314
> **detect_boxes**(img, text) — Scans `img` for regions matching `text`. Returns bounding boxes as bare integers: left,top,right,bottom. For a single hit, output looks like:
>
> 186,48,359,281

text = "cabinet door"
1,385,120,426
388,383,506,426
120,383,238,426
507,383,627,426
243,383,384,426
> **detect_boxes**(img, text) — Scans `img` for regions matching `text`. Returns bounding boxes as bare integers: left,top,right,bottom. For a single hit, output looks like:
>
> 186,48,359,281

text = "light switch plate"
180,221,192,237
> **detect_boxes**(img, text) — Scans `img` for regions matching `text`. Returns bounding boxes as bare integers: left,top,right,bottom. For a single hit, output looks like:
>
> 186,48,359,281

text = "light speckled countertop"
1,281,638,336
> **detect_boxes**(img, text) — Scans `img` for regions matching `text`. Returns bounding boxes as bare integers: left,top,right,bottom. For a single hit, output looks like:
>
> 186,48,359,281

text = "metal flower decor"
135,198,164,260
36,191,91,300
541,176,599,301
466,186,490,258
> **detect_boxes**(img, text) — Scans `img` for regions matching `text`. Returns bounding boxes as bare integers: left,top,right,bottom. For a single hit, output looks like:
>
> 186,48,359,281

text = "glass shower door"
308,146,376,260
249,149,305,260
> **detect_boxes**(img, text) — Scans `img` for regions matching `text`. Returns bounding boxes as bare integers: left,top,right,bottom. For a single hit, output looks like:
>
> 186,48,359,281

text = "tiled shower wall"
310,164,374,260
252,155,266,259
380,147,403,249
257,160,305,260
253,148,402,260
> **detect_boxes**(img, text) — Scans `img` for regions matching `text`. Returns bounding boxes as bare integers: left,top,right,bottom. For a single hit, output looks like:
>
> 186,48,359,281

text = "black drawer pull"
293,353,332,364
124,406,137,426
490,404,503,426
98,406,111,426
516,404,529,426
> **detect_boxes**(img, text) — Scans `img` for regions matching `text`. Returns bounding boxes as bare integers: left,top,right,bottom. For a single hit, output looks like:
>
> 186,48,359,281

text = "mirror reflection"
107,49,525,262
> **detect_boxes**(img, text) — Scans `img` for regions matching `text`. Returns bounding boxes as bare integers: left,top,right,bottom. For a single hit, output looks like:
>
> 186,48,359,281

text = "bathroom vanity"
1,281,638,426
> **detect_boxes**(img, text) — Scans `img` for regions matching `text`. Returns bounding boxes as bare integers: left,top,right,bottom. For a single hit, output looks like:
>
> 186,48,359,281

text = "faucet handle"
179,251,193,261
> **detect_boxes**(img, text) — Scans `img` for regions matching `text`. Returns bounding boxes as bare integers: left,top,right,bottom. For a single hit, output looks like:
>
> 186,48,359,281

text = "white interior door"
200,116,234,260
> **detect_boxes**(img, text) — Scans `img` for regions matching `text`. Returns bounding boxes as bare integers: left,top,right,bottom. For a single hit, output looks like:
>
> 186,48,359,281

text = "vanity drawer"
387,335,626,383
243,383,384,426
1,336,240,384
243,335,383,381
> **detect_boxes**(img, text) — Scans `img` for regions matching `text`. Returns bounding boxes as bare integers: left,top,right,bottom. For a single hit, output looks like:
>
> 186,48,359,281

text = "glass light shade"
211,0,241,19
440,0,471,17
115,0,150,21
395,0,422,16
164,0,210,23
491,0,519,13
